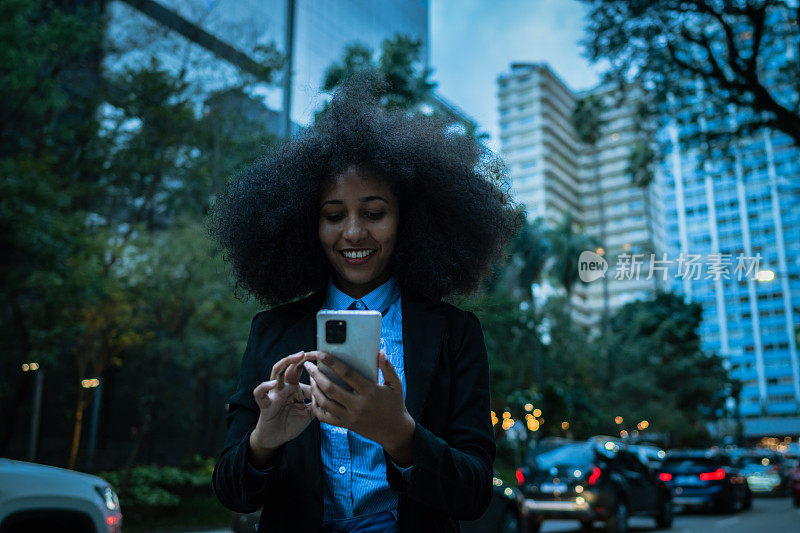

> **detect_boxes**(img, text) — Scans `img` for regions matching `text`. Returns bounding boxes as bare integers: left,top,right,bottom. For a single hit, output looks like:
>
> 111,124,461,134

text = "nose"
343,214,367,242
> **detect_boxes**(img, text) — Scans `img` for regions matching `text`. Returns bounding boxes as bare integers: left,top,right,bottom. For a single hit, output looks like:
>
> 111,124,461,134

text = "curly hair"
210,72,519,304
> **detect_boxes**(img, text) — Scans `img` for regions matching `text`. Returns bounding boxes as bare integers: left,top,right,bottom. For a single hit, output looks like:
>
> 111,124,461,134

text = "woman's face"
318,166,399,299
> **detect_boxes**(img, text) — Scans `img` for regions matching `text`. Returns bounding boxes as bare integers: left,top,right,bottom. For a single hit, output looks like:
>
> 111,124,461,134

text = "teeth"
343,250,374,259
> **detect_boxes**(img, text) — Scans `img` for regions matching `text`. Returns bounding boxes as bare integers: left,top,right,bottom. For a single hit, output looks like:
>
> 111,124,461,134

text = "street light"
614,416,623,425
561,421,570,430
755,269,775,282
81,378,100,388
20,362,44,462
524,403,533,412
533,408,542,418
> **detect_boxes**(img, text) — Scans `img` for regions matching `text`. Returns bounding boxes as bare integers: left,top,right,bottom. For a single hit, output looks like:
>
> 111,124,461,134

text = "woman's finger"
253,380,279,400
311,394,331,422
304,361,352,404
270,351,305,381
310,378,347,417
285,353,311,385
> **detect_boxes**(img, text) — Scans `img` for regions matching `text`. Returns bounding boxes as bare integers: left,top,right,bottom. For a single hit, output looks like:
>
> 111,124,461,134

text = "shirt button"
338,466,346,474
354,301,365,310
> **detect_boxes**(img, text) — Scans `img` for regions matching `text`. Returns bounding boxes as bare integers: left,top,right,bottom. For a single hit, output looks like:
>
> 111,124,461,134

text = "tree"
571,94,610,335
545,213,594,301
581,0,800,147
603,291,731,447
320,34,435,114
1,0,283,468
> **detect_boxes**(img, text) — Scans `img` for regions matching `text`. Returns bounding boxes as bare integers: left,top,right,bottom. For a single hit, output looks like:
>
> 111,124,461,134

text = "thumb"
379,350,399,386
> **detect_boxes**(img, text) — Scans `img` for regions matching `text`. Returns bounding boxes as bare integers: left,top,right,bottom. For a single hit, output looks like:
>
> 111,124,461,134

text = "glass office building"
658,104,800,439
107,0,429,126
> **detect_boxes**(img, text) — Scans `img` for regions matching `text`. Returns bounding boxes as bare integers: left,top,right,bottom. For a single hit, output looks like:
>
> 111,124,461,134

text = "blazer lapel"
401,295,445,421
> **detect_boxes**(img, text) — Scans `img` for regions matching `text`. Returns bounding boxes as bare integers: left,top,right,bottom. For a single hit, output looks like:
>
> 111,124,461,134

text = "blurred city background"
1,1,799,532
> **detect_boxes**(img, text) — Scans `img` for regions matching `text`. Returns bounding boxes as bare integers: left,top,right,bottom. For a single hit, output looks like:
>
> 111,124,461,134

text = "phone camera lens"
325,320,346,344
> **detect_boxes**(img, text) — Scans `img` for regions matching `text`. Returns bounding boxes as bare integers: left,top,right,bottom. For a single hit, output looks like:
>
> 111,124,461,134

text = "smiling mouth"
339,249,376,264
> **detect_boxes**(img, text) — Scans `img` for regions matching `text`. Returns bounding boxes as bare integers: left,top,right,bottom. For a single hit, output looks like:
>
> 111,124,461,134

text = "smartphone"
316,310,382,392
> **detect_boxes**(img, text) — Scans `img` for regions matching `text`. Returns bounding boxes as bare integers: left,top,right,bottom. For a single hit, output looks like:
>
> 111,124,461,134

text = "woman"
211,74,518,532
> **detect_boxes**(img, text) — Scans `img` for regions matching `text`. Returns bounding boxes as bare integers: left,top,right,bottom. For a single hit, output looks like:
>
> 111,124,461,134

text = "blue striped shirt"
320,278,409,520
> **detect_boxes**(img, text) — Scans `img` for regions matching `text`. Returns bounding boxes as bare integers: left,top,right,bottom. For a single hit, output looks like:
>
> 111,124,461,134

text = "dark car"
232,471,524,533
787,458,800,506
659,450,751,512
515,440,672,533
460,473,524,533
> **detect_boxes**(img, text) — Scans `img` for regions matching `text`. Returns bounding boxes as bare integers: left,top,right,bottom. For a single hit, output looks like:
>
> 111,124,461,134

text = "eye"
323,213,345,222
364,211,385,220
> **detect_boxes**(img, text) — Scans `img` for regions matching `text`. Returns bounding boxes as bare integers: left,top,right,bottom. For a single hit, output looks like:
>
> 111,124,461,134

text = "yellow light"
620,430,628,438
596,247,605,256
756,270,775,282
81,378,100,388
524,403,533,412
575,485,584,493
640,420,649,429
605,441,615,450
576,496,585,505
491,416,498,426
761,458,769,466
21,364,29,372
614,416,623,424
527,418,540,431
491,411,495,418
533,409,542,417
30,363,39,370
502,411,511,419
561,421,570,430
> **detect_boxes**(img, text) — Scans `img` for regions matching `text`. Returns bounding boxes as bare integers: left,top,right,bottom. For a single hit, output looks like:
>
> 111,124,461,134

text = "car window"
526,443,595,470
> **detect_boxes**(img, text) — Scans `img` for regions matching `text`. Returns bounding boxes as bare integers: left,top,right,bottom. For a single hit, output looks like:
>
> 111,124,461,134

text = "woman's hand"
303,351,416,466
249,351,319,466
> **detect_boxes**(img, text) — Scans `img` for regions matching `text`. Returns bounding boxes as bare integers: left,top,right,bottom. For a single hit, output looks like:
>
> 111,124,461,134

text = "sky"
430,0,605,151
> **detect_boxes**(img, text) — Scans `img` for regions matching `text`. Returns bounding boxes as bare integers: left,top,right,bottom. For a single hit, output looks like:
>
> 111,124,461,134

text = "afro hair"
210,72,519,304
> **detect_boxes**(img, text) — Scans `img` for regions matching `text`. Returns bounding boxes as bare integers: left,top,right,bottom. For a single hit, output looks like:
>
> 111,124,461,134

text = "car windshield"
527,443,595,471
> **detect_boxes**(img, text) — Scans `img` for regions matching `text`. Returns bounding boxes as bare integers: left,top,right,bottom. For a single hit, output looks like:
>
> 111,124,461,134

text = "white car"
0,459,122,533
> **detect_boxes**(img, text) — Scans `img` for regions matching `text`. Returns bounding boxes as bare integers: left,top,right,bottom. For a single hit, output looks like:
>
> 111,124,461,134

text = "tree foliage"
581,0,800,146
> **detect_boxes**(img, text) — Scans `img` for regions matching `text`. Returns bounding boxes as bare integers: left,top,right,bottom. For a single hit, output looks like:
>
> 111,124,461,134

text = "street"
540,497,799,532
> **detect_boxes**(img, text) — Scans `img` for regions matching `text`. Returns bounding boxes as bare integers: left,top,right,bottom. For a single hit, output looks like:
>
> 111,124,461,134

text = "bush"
98,458,230,529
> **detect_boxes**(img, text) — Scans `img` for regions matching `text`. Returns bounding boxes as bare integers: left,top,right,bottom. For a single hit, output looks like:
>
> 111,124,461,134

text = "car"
460,472,524,533
515,439,673,533
233,471,524,533
0,458,122,533
737,452,786,496
658,450,751,513
787,458,800,506
629,443,667,469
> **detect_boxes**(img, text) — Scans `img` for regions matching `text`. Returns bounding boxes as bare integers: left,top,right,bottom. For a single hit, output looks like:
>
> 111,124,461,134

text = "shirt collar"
323,277,400,314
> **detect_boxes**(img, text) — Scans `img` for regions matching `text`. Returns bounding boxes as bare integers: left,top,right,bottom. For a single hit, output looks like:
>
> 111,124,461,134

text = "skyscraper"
497,63,666,326
658,102,800,439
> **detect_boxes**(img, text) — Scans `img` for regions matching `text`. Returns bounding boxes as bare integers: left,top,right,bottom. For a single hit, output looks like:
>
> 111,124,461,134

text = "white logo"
578,251,608,282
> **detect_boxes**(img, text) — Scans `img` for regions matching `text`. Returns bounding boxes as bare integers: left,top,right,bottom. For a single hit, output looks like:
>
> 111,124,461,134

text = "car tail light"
516,467,525,485
659,472,672,481
699,468,726,481
588,466,602,485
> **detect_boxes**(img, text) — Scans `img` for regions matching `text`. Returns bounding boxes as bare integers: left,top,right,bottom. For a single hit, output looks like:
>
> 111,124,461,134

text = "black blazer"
212,290,496,532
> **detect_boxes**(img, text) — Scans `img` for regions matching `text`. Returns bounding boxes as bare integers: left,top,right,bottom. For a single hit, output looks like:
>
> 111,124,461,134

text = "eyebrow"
321,195,390,207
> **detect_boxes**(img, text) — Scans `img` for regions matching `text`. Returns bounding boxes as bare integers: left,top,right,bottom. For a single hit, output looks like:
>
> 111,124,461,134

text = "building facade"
497,63,666,326
107,0,429,127
658,105,800,438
